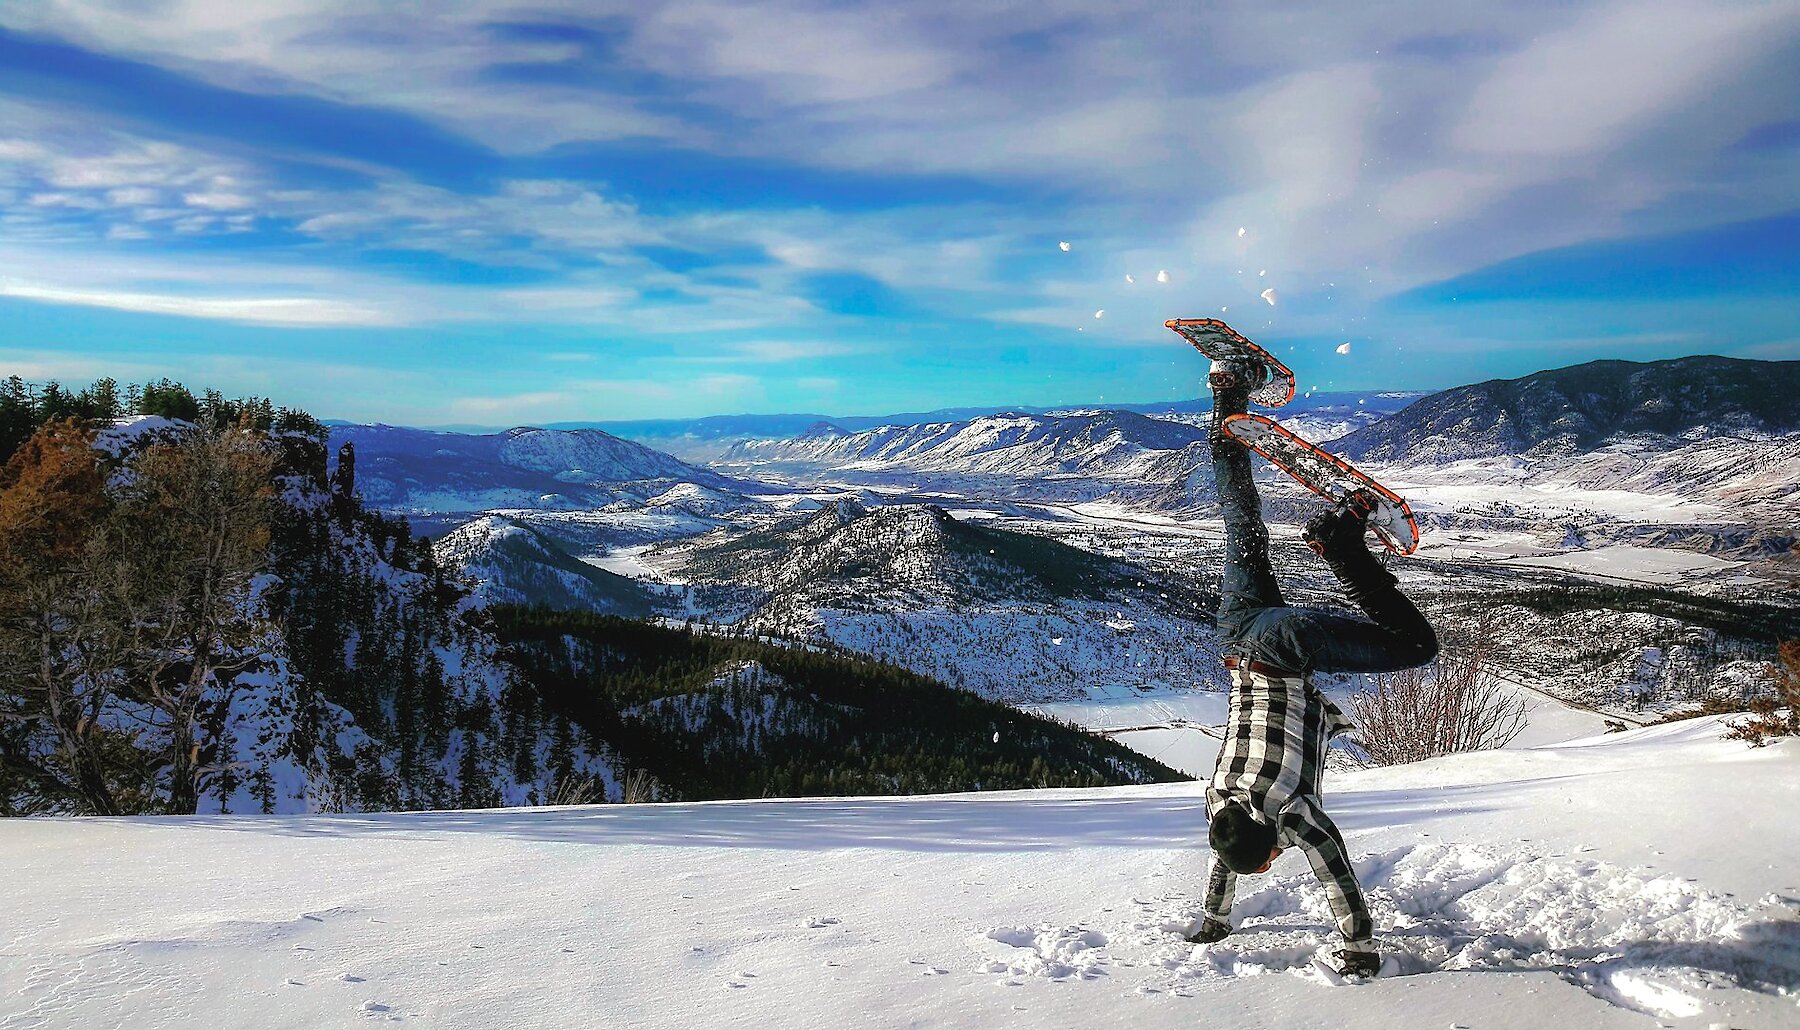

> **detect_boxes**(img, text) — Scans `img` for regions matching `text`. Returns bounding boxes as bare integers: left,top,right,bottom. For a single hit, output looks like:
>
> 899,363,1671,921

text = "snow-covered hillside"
4,717,1793,1028
717,410,1211,488
1336,355,1800,463
332,423,748,518
433,514,659,614
655,501,1219,702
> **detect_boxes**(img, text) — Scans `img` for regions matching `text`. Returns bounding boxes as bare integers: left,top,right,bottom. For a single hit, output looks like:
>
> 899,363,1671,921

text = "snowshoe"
1166,318,1296,408
1221,413,1420,555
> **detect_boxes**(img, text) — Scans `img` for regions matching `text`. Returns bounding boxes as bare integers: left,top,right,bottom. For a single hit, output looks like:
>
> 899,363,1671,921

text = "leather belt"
1222,656,1301,677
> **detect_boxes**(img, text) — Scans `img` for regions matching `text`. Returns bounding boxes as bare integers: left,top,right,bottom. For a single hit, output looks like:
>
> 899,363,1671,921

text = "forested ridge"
496,607,1186,801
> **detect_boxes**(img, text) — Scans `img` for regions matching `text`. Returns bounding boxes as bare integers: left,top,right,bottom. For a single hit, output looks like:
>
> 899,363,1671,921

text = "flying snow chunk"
1237,227,1247,238
992,732,1000,744
1336,341,1352,355
1259,269,1267,277
1156,270,1170,283
1125,274,1135,284
1260,288,1277,306
1094,309,1105,319
1058,241,1071,252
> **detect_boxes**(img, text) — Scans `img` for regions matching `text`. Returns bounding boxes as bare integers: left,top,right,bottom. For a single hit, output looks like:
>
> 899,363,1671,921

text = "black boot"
1186,918,1232,945
1208,362,1268,443
1302,491,1378,561
1305,493,1405,622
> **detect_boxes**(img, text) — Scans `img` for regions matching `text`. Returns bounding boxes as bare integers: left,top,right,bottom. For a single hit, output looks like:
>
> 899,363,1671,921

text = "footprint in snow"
978,925,1109,981
1144,842,1794,1021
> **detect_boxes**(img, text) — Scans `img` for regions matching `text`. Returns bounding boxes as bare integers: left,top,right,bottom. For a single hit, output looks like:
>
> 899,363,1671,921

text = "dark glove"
1185,918,1231,944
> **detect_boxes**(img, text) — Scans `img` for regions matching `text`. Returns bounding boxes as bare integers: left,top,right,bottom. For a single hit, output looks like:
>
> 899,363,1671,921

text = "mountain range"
386,354,1800,625
1334,356,1800,535
329,423,755,530
1337,356,1800,462
517,391,1419,460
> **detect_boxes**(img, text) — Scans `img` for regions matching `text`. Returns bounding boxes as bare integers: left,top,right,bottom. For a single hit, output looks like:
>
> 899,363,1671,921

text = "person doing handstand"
1189,357,1439,977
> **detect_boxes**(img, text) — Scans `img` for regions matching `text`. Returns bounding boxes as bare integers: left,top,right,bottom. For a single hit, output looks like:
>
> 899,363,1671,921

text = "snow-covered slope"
5,717,1793,1028
333,423,744,515
717,410,1210,486
660,502,1220,702
1336,355,1800,463
434,514,659,614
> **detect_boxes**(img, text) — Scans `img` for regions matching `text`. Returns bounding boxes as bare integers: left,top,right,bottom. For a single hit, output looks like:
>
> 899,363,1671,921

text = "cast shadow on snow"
1392,919,1800,1018
147,781,1520,853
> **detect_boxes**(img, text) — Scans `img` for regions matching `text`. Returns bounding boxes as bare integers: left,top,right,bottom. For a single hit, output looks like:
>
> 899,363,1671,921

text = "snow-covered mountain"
717,410,1211,488
1337,355,1800,463
677,501,1143,608
551,391,1421,461
4,417,622,816
1325,357,1800,548
433,514,659,614
663,502,1221,702
332,423,747,517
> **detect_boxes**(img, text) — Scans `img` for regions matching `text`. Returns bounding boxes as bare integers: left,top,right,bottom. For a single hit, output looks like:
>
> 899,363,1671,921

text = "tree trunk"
166,708,198,815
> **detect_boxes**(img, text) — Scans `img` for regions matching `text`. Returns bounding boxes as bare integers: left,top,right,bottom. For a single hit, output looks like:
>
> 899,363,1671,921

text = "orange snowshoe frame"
1221,412,1421,555
1165,318,1297,408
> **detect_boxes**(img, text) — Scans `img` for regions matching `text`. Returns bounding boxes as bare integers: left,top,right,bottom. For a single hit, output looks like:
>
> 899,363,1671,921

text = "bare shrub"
1351,640,1527,766
621,767,663,804
1724,640,1800,747
545,774,605,807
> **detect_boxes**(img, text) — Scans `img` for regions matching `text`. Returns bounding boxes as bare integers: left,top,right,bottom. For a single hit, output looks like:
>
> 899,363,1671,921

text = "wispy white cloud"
445,390,578,419
0,282,403,326
730,340,851,362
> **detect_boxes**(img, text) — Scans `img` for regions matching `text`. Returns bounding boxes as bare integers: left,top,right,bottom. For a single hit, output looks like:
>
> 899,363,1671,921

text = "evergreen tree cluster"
496,607,1188,802
1,375,324,463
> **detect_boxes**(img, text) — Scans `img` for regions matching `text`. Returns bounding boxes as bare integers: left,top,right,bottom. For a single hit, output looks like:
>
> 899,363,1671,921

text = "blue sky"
1,1,1796,426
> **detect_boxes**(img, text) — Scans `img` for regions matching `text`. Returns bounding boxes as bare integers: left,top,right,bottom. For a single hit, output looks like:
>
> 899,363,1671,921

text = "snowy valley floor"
3,718,1797,1030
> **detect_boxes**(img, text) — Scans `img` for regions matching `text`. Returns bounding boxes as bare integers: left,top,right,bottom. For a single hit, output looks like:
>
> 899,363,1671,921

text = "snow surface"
92,414,190,457
4,718,1795,1029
